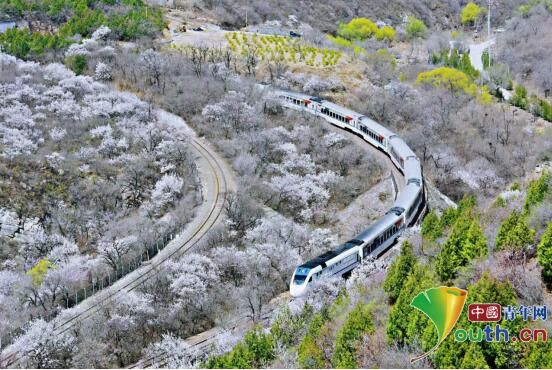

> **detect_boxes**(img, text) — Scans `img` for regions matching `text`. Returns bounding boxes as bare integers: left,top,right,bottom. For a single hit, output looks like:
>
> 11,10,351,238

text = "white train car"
276,89,426,297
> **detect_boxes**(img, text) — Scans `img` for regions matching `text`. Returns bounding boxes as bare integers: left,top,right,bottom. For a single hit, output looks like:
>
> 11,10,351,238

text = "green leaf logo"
410,286,468,362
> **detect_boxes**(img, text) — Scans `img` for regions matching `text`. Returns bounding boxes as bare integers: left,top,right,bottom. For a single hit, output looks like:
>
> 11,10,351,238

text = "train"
275,90,426,297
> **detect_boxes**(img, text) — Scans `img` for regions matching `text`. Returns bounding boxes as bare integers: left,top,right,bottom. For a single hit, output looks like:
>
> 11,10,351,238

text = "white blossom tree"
148,174,184,216
94,62,112,81
4,319,77,368
144,333,199,368
97,236,138,270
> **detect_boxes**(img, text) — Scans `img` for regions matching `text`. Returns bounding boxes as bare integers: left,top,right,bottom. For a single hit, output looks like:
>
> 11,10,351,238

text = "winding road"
469,37,495,72
469,37,512,100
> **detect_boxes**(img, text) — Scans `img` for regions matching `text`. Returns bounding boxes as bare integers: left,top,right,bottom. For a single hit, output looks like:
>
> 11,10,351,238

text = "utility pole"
487,0,492,68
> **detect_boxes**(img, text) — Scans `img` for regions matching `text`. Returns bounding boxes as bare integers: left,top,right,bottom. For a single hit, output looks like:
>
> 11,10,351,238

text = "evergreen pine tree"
332,303,374,368
537,222,552,284
462,218,488,260
495,210,535,251
386,264,434,347
383,241,416,303
435,214,471,282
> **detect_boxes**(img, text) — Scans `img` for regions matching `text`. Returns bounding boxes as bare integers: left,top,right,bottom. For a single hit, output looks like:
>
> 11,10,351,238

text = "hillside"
0,0,551,368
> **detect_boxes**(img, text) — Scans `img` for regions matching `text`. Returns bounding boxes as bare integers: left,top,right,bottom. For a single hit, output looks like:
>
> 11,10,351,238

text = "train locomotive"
276,90,426,298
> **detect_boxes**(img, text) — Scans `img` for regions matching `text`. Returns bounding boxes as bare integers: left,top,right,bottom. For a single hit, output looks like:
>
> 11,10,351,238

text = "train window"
293,274,308,285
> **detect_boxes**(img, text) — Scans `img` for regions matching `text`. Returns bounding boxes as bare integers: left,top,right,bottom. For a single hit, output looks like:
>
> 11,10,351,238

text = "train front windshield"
293,267,310,285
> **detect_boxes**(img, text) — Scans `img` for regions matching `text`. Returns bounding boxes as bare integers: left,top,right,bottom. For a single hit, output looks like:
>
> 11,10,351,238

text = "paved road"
469,38,512,100
469,38,495,72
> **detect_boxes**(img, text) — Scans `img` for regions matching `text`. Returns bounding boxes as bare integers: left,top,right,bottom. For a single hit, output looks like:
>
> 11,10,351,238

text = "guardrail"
63,231,176,309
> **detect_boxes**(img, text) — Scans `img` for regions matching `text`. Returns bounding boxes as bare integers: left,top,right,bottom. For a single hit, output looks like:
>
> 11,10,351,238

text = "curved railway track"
0,138,229,368
128,92,427,369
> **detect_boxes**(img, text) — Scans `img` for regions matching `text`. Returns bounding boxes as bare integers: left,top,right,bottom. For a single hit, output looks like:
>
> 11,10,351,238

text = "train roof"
358,116,395,138
277,89,365,120
354,213,400,242
392,184,420,210
299,239,363,269
404,157,422,182
277,89,314,100
319,100,364,120
277,89,396,138
388,136,416,158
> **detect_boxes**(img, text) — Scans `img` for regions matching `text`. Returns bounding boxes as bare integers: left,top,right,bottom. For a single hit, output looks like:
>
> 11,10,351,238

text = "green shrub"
417,67,490,103
511,84,529,110
332,302,374,368
0,28,68,59
204,327,275,368
337,17,378,40
65,54,88,75
535,97,552,122
461,2,485,26
375,26,396,42
482,49,492,69
383,241,416,303
523,171,549,214
495,210,535,251
59,8,106,37
538,222,552,284
405,16,427,40
492,196,507,208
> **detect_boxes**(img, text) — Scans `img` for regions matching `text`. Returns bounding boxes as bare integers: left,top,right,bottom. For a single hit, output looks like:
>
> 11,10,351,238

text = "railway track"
127,101,424,369
0,137,230,368
128,293,285,369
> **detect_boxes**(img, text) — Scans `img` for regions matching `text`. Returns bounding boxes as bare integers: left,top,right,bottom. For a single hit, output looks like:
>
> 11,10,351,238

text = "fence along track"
53,139,228,334
0,138,228,368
